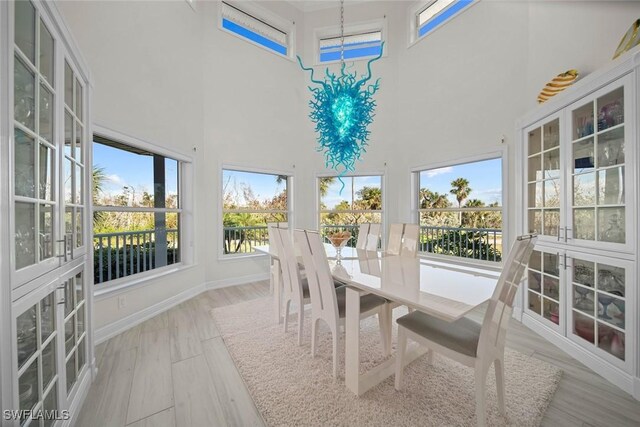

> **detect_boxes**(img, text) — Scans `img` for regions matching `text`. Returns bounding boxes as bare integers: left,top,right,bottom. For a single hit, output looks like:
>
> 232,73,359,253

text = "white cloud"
425,166,453,178
106,174,125,186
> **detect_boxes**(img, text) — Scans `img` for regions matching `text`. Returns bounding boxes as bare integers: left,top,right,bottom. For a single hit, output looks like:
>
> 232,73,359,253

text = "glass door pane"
570,255,629,364
571,86,627,245
526,117,561,238
525,249,562,327
62,60,86,259
13,3,60,280
15,290,59,426
62,270,87,397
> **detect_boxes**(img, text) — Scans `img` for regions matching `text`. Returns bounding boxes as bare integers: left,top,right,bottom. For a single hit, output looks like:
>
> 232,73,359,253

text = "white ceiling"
284,0,373,13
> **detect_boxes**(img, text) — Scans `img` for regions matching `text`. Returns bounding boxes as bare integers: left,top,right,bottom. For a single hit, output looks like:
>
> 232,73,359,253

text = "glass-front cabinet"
568,252,633,371
568,83,632,253
519,56,638,395
2,1,92,426
13,264,87,427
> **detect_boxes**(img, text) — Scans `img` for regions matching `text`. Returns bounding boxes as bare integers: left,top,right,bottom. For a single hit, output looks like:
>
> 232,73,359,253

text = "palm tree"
450,178,472,226
92,166,107,225
463,198,485,228
319,177,336,198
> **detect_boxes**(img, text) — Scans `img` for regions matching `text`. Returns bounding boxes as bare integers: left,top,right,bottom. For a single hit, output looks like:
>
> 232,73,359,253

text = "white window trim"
91,124,195,296
313,18,387,66
219,162,294,261
407,0,479,48
316,171,386,246
410,147,508,269
218,0,296,62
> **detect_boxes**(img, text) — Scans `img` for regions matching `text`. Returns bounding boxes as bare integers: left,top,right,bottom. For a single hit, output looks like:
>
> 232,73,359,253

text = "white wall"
56,0,640,330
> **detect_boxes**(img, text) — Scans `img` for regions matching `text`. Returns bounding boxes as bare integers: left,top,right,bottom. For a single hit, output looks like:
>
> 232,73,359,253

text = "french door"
5,1,92,426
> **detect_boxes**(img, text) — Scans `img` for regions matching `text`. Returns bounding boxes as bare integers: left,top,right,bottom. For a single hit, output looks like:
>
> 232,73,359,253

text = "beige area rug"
211,297,561,427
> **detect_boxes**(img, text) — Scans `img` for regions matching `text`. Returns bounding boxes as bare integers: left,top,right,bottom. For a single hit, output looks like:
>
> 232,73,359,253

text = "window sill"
94,262,196,301
218,252,270,262
418,253,502,277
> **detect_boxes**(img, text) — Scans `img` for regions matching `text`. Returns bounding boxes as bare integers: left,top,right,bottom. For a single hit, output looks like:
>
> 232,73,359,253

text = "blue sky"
223,169,286,205
322,176,381,210
420,158,502,205
93,142,178,199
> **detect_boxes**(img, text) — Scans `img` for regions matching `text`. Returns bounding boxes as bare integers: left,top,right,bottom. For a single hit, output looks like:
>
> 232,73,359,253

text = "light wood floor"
76,281,640,427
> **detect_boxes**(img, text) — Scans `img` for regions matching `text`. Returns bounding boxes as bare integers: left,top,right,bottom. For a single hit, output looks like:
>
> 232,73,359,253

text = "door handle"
56,239,66,260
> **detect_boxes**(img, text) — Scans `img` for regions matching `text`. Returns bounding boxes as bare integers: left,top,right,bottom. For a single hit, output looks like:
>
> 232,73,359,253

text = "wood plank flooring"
76,281,640,427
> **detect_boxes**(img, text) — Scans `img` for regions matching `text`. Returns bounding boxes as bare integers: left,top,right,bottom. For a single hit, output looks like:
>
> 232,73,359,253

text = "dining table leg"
272,258,283,324
345,286,362,395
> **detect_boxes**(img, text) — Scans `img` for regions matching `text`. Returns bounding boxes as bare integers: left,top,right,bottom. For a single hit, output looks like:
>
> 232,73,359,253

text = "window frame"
411,148,508,269
91,125,194,295
313,18,387,66
219,163,293,260
218,0,296,61
408,0,478,47
316,172,386,246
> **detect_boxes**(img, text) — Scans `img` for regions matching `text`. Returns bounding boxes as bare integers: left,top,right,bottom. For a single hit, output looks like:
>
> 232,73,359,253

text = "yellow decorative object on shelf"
537,69,579,104
612,18,640,60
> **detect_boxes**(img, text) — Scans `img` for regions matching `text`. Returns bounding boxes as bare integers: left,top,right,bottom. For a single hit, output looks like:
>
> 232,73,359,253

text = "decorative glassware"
328,231,352,264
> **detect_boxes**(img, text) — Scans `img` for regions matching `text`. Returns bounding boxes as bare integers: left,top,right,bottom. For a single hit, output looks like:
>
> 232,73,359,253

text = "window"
92,136,182,285
222,168,290,256
415,157,503,263
315,19,386,64
220,1,293,58
319,175,383,246
412,0,475,42
319,31,383,63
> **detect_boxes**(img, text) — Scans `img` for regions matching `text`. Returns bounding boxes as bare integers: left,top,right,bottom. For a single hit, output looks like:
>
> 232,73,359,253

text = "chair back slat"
294,229,339,320
387,223,403,255
355,223,371,249
276,227,303,301
400,224,419,258
478,235,537,355
366,223,381,251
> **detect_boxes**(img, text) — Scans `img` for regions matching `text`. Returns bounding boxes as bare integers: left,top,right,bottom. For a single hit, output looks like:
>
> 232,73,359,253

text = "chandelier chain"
340,0,345,65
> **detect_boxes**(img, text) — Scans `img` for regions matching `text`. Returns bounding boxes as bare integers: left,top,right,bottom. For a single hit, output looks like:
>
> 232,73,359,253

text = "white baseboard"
522,314,637,399
205,272,269,290
94,283,206,344
93,272,269,345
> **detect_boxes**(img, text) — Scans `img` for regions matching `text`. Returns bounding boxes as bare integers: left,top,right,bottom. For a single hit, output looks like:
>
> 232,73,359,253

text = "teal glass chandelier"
298,0,383,192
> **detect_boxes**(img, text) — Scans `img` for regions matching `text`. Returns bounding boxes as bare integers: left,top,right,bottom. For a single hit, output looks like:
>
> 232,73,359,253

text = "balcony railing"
419,225,502,262
223,226,270,254
220,224,502,262
94,229,179,285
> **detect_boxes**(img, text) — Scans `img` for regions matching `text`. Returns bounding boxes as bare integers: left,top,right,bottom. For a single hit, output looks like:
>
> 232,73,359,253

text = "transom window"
415,157,503,263
220,1,293,58
319,30,383,63
319,176,383,246
413,0,475,41
92,136,182,285
222,169,290,256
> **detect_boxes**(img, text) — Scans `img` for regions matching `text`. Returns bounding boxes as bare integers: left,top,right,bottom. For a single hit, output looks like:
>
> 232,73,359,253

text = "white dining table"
255,243,500,396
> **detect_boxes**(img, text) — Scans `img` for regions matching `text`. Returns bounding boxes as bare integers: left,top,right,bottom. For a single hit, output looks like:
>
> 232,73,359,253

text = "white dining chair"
400,223,419,257
295,229,391,378
394,234,537,427
355,223,370,249
267,222,290,293
274,227,309,346
386,223,404,256
355,223,381,251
